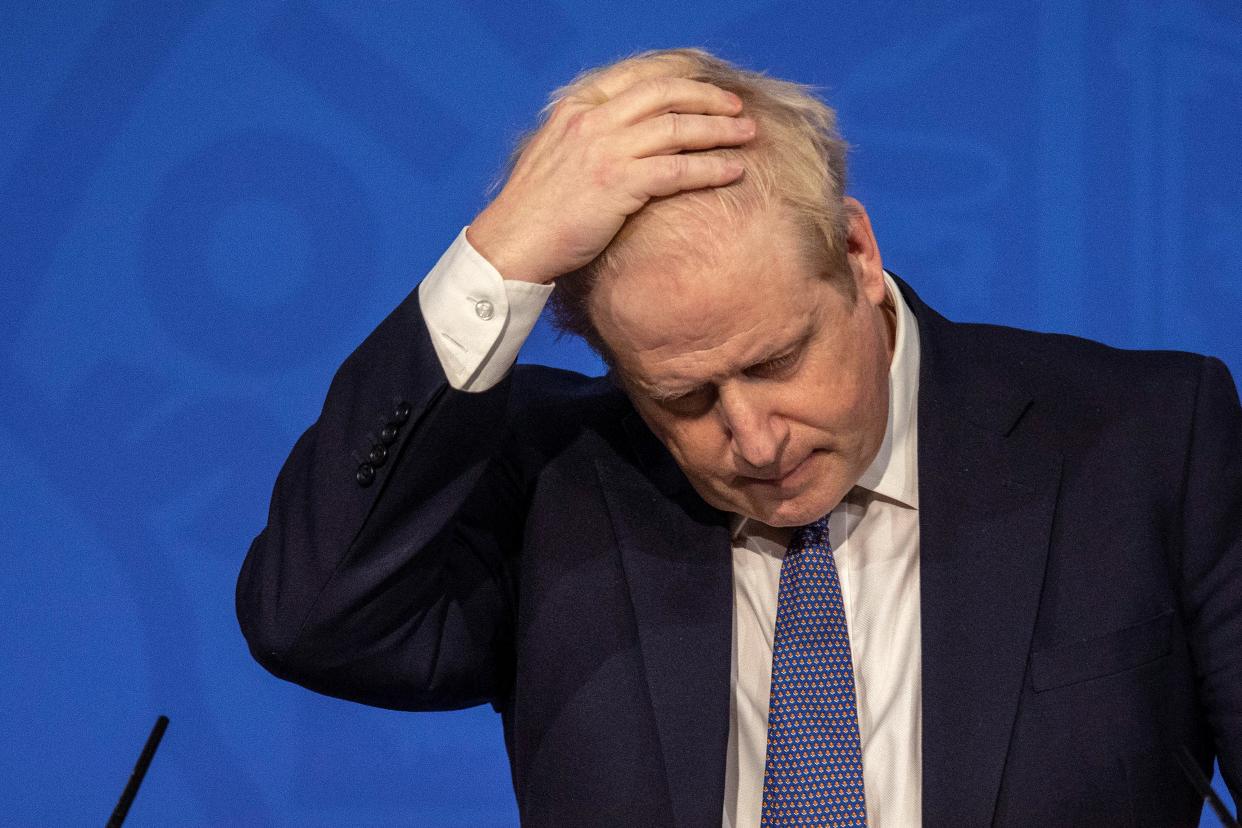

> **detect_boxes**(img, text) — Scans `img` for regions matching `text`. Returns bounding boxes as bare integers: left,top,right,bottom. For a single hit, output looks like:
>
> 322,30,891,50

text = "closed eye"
747,347,802,379
656,384,716,417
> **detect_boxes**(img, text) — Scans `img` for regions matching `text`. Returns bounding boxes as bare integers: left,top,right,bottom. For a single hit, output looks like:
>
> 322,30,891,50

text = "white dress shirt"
724,278,922,827
418,228,924,826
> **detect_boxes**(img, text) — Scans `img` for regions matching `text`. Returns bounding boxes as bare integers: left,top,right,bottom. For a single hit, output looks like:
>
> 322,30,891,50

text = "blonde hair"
502,47,852,360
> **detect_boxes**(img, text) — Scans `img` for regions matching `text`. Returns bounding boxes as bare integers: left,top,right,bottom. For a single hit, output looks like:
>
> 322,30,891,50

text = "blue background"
2,1,1239,824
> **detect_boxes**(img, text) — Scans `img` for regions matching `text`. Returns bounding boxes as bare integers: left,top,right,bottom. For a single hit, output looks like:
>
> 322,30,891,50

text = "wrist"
466,215,555,285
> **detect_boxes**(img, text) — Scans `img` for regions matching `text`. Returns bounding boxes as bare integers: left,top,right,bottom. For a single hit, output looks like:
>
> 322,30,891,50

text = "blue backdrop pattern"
1,1,1238,824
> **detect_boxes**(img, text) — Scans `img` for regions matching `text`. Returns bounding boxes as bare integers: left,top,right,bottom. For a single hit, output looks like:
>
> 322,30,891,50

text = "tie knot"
791,514,831,551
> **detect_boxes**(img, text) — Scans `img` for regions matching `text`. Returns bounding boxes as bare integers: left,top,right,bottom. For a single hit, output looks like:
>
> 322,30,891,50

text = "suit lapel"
900,279,1062,826
596,414,733,828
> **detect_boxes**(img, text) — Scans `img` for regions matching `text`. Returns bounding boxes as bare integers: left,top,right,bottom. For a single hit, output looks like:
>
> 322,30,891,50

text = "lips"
739,452,814,485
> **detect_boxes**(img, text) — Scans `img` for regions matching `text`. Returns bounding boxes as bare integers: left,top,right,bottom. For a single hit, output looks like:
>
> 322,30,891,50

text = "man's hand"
466,61,755,284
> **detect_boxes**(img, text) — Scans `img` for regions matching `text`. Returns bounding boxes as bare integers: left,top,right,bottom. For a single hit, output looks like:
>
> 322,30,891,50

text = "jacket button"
355,463,375,487
392,401,411,424
380,424,399,445
368,443,388,466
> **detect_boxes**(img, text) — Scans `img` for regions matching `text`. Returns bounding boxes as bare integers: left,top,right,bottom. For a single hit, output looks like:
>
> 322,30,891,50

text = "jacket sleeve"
1179,356,1242,799
236,283,527,711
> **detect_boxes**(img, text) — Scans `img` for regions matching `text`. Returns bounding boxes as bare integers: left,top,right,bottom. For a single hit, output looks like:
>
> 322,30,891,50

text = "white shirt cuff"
417,227,554,392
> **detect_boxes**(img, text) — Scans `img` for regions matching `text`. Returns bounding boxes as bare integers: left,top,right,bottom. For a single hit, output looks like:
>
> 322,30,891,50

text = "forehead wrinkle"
634,313,812,399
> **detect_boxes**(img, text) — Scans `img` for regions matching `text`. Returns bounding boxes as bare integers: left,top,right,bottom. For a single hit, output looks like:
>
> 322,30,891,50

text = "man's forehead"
598,199,811,298
587,200,831,389
618,316,815,399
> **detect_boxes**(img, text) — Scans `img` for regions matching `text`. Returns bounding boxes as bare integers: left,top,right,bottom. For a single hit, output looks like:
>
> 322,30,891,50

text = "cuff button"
380,424,399,445
474,299,495,320
368,444,388,466
392,401,412,423
355,463,376,487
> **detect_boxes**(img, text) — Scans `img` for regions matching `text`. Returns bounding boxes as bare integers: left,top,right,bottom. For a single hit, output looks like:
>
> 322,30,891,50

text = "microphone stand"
106,715,169,827
1177,745,1239,828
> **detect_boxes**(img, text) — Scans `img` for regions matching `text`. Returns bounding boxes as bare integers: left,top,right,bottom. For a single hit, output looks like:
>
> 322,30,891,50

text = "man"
237,49,1242,826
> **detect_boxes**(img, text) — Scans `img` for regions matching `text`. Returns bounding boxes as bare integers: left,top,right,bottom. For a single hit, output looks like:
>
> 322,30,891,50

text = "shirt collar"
730,271,921,539
854,270,921,509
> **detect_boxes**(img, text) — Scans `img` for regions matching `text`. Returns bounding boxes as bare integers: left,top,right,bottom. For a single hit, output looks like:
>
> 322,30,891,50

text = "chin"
693,468,845,527
745,472,849,527
731,485,839,528
753,498,826,528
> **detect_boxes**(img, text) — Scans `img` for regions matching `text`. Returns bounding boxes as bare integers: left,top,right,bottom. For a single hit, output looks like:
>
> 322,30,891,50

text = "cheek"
791,358,887,445
839,351,891,455
645,415,729,475
828,380,886,455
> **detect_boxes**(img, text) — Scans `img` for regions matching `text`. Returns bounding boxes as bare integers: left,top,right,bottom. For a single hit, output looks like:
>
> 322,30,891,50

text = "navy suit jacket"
238,275,1242,826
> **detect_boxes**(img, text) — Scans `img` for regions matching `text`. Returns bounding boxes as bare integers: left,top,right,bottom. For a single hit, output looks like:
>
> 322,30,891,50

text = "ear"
842,197,886,308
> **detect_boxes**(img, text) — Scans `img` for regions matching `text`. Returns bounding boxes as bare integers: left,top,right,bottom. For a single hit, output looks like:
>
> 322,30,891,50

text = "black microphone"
106,715,169,827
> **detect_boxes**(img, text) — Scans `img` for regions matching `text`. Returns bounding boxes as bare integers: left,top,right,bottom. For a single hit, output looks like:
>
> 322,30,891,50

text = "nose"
717,382,789,473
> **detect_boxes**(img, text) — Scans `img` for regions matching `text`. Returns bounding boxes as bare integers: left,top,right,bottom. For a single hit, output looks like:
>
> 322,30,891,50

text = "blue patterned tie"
760,515,867,826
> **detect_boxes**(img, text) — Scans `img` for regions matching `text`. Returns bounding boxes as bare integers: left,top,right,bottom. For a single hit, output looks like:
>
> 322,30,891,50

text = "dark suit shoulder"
495,365,632,467
942,320,1213,424
509,363,618,404
506,365,627,423
897,275,1219,433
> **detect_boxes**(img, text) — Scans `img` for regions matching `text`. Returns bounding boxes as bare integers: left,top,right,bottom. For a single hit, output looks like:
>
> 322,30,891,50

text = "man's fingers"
573,54,700,103
622,113,755,158
631,153,745,198
599,77,743,129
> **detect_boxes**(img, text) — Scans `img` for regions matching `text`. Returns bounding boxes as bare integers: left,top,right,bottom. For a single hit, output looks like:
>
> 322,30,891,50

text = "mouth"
738,452,816,487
